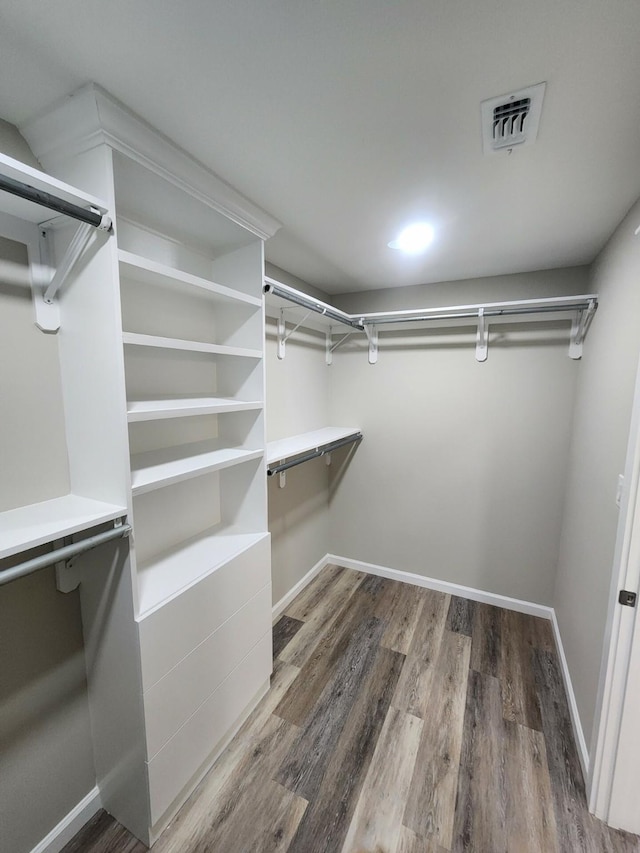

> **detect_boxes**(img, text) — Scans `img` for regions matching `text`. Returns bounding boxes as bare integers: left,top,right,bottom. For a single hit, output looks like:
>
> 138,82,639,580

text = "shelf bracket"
326,328,332,365
476,308,488,362
278,470,286,489
55,519,128,594
365,324,378,364
327,328,353,365
34,218,103,333
569,299,596,359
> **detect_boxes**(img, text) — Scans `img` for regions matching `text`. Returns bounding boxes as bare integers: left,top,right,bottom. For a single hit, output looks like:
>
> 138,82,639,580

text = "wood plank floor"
62,566,640,853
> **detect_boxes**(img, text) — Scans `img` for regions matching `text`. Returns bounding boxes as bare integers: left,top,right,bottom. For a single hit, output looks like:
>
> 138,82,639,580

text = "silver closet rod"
0,522,132,587
0,173,112,230
267,433,363,477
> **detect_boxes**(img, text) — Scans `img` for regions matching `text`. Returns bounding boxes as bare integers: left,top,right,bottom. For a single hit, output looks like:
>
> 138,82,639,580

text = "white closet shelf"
119,250,262,308
127,397,263,423
0,494,128,560
122,332,262,359
137,527,270,617
0,151,108,224
130,442,263,496
267,427,362,464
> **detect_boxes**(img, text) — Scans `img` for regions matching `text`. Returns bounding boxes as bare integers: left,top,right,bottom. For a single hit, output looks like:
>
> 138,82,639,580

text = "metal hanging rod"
0,521,131,587
264,278,364,330
357,294,599,326
267,433,362,477
0,173,112,231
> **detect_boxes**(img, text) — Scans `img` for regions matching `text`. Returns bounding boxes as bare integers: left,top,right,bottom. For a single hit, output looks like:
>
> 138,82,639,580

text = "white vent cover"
481,82,546,154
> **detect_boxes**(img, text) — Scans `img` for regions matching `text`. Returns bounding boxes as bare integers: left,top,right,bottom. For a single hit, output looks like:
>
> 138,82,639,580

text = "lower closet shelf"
136,526,269,616
0,494,128,560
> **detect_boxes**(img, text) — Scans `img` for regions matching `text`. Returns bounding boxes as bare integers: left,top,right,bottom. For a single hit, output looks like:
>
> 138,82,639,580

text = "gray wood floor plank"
279,567,365,667
285,643,405,853
392,588,450,718
273,614,305,660
276,614,387,801
275,575,390,727
153,714,302,853
452,670,507,853
532,647,595,853
403,630,471,848
375,578,430,654
470,602,502,678
446,595,475,637
60,810,147,853
284,564,345,621
397,826,448,853
500,609,542,730
503,720,559,853
341,707,423,853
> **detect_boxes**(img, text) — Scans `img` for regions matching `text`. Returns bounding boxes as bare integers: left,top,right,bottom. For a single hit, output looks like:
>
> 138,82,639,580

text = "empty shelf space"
130,441,264,495
127,397,263,422
122,332,262,359
267,427,362,464
136,526,269,616
0,494,128,560
118,250,262,308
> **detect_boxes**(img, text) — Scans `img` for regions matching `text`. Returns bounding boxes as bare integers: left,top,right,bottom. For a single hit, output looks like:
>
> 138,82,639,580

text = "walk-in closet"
2,3,640,852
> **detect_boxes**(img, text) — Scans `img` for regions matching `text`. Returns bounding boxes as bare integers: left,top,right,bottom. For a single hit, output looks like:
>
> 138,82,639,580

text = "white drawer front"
147,630,272,827
138,534,270,690
144,582,271,758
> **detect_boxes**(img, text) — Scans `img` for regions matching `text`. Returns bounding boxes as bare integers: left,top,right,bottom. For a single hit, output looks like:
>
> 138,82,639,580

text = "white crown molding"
20,83,281,241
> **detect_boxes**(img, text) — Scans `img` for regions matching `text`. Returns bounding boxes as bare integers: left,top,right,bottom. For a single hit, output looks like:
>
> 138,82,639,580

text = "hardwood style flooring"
62,566,640,853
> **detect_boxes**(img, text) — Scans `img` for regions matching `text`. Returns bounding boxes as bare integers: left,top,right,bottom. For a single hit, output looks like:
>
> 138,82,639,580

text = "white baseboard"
327,554,554,619
550,610,590,778
272,554,328,622
30,786,102,853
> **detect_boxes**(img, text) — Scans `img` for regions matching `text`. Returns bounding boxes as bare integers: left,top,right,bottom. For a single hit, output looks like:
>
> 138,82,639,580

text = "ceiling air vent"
481,82,546,154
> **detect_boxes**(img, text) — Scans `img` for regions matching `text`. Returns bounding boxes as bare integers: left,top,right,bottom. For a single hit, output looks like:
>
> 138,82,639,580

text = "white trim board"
273,552,589,777
30,787,102,853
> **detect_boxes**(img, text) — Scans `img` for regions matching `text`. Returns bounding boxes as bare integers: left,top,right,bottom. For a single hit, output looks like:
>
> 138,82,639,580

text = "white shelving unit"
20,84,279,846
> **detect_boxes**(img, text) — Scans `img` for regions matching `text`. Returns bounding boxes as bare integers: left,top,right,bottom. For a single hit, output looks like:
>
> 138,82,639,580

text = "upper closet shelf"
264,275,598,364
0,494,128,560
119,250,262,308
0,152,114,333
267,427,362,487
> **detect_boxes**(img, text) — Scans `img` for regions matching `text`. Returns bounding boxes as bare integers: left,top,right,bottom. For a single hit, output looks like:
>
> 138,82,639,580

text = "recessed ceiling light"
388,222,434,253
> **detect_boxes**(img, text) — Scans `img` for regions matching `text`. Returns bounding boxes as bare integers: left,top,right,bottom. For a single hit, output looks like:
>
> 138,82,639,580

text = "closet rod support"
476,308,488,362
43,221,94,304
0,520,131,589
569,299,596,360
365,324,378,364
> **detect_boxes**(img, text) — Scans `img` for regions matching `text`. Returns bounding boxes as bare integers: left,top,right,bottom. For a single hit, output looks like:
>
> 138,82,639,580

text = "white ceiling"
1,0,640,294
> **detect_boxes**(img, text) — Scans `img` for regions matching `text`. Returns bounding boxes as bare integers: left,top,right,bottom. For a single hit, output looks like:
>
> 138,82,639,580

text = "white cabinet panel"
144,583,271,758
147,631,272,827
138,534,270,690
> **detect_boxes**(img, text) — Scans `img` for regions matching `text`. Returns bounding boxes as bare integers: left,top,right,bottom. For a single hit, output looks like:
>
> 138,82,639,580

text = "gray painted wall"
555,198,640,747
328,267,590,604
0,125,96,853
266,319,332,605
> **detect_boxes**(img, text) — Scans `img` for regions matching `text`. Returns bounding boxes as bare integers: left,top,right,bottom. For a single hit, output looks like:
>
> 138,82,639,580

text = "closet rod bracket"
55,517,130,594
476,308,489,362
365,324,378,364
569,299,596,360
